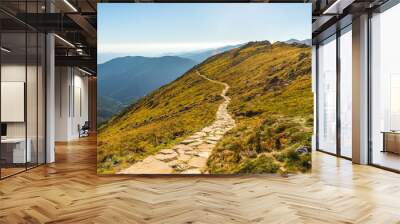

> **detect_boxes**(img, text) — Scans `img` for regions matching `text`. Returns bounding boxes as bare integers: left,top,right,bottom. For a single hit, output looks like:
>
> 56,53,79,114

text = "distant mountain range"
97,56,197,124
177,43,244,63
284,38,312,46
98,96,125,125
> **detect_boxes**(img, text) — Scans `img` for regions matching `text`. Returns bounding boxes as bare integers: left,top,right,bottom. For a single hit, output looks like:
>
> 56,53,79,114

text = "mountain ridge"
284,38,311,46
177,43,245,63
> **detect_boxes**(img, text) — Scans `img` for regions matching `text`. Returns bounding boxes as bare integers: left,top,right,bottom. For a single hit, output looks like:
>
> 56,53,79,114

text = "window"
370,3,400,171
0,1,46,179
339,26,352,158
317,35,337,154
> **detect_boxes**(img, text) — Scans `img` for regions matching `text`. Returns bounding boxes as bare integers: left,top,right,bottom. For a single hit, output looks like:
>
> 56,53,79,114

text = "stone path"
118,71,236,174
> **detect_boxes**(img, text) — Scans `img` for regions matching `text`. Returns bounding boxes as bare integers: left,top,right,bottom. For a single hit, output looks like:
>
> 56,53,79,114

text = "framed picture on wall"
1,82,25,123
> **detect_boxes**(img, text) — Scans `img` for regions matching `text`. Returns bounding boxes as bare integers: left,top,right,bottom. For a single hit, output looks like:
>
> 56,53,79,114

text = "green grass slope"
97,41,312,174
97,69,224,173
198,41,313,174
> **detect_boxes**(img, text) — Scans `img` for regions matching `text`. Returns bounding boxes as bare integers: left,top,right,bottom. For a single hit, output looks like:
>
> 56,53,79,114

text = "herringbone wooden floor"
1,136,400,224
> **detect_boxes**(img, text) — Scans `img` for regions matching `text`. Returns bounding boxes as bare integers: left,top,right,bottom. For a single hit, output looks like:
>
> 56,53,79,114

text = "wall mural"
97,3,313,174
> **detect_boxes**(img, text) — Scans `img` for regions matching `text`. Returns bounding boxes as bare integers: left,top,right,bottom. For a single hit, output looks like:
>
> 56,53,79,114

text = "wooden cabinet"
382,132,400,154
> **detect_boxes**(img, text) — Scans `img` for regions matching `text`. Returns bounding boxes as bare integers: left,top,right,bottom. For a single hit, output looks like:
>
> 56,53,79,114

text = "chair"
79,121,90,138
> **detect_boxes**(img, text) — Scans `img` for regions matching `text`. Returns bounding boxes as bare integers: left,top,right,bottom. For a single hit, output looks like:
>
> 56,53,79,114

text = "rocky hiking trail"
118,71,236,174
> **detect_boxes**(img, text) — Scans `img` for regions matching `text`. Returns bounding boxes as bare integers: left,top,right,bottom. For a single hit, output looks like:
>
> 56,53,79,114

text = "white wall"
71,72,89,138
55,66,69,141
55,67,89,141
1,65,38,138
1,65,26,141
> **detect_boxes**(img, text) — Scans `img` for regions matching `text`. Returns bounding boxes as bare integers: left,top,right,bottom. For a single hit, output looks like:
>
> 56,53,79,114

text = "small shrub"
236,154,280,174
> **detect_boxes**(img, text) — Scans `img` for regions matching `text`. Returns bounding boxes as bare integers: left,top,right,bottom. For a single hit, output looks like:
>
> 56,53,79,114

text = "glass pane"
371,4,400,171
0,1,46,178
318,36,337,154
340,28,352,158
1,31,27,177
38,33,45,165
27,31,38,169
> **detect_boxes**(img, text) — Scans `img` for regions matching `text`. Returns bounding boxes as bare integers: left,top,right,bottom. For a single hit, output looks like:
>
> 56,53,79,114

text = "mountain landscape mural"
97,3,312,174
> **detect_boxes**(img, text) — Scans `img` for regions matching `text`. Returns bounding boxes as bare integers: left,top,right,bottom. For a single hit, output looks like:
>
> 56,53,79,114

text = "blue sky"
98,3,311,63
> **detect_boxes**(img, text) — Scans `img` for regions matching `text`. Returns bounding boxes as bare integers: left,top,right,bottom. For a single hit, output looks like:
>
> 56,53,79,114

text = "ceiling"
311,0,391,43
0,0,98,74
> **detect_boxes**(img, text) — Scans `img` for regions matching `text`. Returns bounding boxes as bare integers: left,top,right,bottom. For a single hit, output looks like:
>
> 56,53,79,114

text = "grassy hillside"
97,41,312,174
97,69,223,173
97,96,125,125
198,41,313,174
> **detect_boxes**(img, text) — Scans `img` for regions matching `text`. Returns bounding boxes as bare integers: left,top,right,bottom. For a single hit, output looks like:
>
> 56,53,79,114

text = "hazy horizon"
98,41,247,64
98,38,310,64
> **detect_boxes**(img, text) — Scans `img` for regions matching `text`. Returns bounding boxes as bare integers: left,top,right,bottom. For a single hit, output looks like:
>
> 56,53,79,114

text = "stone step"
159,149,176,155
206,140,217,144
188,141,203,147
173,144,193,151
184,151,199,156
177,154,191,162
181,139,196,145
197,144,214,151
198,151,210,158
208,136,221,141
188,157,207,168
154,153,177,162
174,163,191,172
167,159,183,168
120,156,173,174
193,132,207,137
